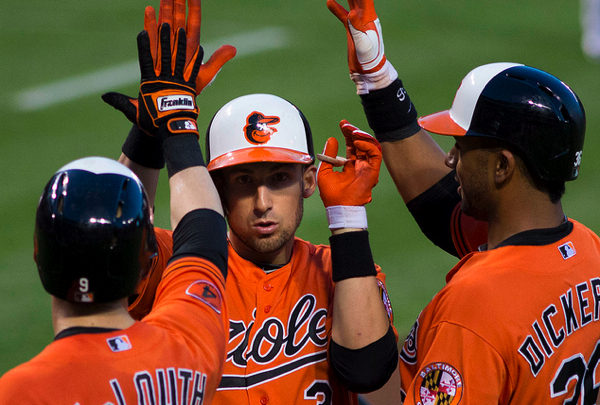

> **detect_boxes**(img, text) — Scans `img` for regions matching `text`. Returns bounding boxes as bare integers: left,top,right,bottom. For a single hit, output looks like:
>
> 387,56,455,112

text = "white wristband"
326,206,368,230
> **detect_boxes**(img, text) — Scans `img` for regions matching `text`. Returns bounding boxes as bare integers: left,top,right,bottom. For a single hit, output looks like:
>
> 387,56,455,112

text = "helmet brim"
418,110,467,137
207,147,314,171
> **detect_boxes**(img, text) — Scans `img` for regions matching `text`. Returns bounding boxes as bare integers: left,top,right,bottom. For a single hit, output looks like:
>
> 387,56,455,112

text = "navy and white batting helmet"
34,157,157,304
418,62,586,182
206,94,315,171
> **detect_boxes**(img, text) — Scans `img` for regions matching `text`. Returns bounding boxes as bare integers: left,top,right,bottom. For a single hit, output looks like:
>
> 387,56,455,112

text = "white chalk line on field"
15,27,291,112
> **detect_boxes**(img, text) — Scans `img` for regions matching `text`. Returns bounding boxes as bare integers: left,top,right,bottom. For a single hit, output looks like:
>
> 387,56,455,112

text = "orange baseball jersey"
399,219,600,404
0,255,228,404
130,228,396,405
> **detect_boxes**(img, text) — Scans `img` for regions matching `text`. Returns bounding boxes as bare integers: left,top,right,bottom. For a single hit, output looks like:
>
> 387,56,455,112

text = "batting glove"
327,0,398,94
102,23,201,142
144,0,237,95
317,120,382,229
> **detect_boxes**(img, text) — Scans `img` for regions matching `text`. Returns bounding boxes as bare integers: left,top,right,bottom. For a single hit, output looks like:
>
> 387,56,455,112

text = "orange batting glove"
327,0,397,94
318,120,382,229
145,0,237,95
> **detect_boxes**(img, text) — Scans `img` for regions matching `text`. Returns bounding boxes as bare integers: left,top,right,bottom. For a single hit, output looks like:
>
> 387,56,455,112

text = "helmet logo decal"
244,111,280,145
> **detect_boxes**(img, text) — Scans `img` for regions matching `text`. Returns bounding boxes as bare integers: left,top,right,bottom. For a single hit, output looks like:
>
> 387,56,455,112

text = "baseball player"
0,24,229,401
101,1,399,404
328,0,600,403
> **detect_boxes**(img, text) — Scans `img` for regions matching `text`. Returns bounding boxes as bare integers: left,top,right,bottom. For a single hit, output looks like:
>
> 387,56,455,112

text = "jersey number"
304,380,332,405
551,339,600,404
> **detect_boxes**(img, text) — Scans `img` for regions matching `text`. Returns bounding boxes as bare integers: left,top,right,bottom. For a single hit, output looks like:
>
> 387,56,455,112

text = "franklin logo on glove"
158,95,195,111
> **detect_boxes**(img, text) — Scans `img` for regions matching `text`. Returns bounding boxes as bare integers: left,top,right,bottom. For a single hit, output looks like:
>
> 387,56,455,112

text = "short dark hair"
477,137,565,204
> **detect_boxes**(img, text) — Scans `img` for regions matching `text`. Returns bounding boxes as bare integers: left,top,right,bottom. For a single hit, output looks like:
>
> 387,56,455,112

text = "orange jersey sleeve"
129,227,173,320
0,256,227,404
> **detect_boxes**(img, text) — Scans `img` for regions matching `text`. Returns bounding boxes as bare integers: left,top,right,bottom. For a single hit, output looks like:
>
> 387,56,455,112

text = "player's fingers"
317,137,339,178
158,0,174,26
186,0,201,64
316,154,347,166
354,140,382,169
144,7,160,74
187,0,201,38
326,0,349,23
345,124,382,153
173,0,186,32
339,120,358,160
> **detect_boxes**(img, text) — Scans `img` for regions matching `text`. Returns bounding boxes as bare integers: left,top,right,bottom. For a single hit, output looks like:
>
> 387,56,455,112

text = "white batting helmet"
206,94,315,171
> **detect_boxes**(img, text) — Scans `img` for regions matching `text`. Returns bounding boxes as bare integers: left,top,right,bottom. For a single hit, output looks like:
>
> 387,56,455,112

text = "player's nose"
254,184,273,213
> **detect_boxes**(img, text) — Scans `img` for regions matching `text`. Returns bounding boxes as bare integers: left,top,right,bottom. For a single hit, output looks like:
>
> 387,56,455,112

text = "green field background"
1,0,598,374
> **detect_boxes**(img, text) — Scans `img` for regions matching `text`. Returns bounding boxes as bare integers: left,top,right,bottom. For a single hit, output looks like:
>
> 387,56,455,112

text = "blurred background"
1,0,598,375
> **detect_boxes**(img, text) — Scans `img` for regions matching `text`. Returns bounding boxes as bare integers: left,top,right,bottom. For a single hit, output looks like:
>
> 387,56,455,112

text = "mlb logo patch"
107,335,132,352
558,242,576,260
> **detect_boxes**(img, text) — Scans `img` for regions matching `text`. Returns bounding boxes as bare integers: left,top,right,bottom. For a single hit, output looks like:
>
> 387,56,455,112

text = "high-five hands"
102,24,201,141
317,120,382,229
327,0,398,94
144,0,236,96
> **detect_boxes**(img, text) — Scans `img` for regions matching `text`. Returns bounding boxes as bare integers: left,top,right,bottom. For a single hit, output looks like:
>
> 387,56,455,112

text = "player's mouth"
254,221,278,235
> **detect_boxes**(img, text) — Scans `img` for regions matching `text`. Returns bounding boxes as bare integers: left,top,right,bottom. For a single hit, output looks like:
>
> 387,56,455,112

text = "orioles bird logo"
244,111,280,145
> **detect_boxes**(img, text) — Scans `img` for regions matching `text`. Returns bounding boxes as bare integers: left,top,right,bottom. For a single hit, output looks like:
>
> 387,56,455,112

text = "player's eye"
272,172,289,182
235,175,253,185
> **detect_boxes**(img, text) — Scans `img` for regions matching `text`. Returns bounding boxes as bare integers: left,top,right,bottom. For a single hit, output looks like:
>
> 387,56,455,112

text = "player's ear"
302,164,317,198
493,149,515,186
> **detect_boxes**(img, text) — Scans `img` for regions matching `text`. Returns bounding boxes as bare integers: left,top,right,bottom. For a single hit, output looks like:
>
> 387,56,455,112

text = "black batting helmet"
418,62,586,182
34,157,157,304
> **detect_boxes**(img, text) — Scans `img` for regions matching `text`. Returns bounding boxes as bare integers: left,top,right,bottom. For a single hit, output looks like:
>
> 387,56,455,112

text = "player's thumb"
101,92,138,124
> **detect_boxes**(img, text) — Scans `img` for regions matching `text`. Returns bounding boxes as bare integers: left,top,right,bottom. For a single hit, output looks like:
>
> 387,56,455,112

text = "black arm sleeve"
169,208,228,279
406,171,461,258
329,231,377,282
329,325,398,393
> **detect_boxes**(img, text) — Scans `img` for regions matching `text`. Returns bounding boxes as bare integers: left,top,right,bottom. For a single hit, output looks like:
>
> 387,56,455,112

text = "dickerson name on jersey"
157,95,195,112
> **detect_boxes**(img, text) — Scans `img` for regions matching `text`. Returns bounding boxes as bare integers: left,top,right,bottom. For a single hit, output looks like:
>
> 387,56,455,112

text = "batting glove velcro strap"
330,230,377,282
360,79,420,140
326,205,368,230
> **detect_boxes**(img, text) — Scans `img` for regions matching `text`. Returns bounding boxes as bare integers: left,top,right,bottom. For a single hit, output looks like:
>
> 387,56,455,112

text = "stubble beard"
229,197,304,256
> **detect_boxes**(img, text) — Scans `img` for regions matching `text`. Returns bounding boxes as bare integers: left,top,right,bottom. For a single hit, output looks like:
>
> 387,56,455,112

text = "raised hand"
327,0,398,94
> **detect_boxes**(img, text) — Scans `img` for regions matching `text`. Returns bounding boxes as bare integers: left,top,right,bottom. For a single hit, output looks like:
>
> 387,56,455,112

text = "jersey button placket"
262,284,273,314
260,395,269,405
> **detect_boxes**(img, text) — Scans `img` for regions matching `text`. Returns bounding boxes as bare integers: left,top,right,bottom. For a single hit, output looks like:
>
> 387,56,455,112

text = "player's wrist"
329,230,377,282
122,124,165,169
161,129,205,178
360,78,420,142
326,205,368,230
351,60,398,94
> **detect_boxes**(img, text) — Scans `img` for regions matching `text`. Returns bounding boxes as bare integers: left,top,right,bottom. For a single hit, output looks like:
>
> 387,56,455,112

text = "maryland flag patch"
414,362,463,405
